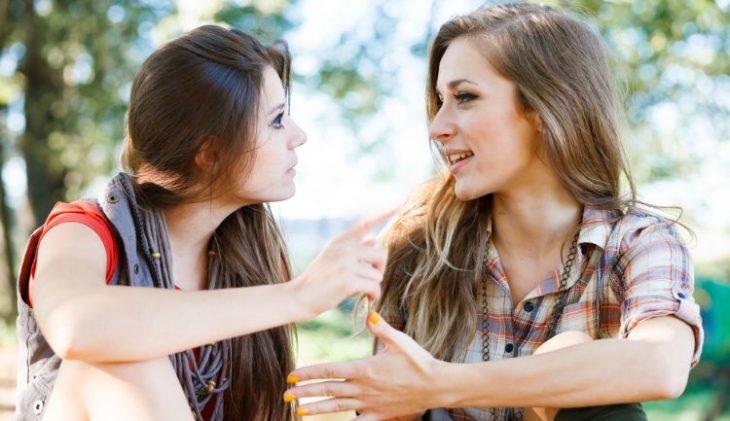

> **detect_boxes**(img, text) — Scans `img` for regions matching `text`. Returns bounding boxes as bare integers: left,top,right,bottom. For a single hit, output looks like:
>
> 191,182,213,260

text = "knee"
534,331,593,355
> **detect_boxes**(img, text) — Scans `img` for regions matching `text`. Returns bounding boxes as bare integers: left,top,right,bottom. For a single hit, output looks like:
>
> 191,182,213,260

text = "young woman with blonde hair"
17,25,389,421
286,4,703,420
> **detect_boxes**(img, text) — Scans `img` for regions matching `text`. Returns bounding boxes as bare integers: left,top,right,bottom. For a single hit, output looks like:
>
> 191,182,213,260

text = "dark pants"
555,403,647,420
424,403,647,420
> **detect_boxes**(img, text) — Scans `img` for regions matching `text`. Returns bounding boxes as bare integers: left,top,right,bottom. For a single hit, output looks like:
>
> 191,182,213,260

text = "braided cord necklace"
479,230,579,420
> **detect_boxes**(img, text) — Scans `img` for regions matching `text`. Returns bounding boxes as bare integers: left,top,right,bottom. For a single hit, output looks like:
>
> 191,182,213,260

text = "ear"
527,110,542,134
194,136,218,172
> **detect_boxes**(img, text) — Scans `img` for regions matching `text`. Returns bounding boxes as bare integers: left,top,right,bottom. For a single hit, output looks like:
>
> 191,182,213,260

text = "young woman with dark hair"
17,25,388,421
285,4,703,420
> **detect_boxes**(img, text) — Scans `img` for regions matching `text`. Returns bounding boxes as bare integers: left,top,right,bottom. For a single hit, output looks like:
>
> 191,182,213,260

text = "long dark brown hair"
377,3,636,361
122,25,295,420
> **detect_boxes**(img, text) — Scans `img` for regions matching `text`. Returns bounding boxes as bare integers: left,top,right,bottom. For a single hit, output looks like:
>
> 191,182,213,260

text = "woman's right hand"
290,211,394,320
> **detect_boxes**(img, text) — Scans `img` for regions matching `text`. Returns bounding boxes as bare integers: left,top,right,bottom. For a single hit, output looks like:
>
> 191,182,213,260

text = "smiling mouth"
446,151,474,165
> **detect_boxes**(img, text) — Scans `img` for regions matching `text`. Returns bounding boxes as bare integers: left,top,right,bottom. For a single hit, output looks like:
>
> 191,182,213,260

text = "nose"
428,107,455,144
288,118,307,149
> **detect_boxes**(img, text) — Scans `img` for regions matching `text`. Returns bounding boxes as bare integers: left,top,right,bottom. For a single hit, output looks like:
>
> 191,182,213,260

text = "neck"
491,178,581,258
163,200,238,257
162,200,240,290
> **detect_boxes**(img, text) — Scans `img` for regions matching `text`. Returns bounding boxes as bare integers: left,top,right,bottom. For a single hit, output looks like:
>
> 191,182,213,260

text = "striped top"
383,207,703,421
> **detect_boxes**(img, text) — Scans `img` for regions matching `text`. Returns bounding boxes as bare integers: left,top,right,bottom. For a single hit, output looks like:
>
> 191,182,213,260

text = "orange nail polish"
283,392,296,403
369,312,381,325
287,374,300,384
297,407,309,416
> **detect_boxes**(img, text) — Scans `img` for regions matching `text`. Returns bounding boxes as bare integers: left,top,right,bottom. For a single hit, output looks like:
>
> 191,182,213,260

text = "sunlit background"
0,0,728,419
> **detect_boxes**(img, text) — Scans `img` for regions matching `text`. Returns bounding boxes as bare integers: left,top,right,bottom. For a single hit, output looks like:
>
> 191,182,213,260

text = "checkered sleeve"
617,219,704,366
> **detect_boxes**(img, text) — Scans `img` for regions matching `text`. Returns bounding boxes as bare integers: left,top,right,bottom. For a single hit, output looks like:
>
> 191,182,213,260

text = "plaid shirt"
382,207,703,421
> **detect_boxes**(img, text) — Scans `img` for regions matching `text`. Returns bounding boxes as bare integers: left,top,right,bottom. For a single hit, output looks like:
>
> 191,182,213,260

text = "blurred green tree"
0,0,177,322
0,0,20,321
0,0,728,318
18,0,175,227
549,0,729,185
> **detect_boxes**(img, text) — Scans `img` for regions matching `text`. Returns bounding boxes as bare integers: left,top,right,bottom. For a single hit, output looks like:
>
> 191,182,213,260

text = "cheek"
472,114,535,162
246,161,279,188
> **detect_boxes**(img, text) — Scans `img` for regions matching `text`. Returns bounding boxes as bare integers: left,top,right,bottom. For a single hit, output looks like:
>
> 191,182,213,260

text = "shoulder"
43,200,116,240
37,201,110,261
613,207,684,250
607,207,691,273
35,200,117,278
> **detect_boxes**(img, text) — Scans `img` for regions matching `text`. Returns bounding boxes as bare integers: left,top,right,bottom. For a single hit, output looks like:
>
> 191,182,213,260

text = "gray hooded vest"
15,173,164,420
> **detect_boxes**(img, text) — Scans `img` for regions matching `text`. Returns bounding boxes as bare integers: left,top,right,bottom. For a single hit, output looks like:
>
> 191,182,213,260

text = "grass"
296,304,374,366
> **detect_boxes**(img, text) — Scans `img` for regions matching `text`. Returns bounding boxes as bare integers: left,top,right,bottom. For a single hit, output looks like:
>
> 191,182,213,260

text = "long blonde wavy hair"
376,3,635,361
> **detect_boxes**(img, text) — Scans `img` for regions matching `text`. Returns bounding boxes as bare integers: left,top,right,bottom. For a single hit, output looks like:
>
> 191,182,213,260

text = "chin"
453,182,478,201
268,186,296,203
453,177,494,202
454,191,479,201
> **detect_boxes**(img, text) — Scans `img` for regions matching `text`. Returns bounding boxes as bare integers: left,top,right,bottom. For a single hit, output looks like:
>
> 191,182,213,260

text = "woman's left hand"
285,312,445,420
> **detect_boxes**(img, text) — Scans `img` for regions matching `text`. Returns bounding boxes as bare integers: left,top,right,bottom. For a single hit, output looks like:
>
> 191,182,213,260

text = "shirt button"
33,399,44,415
524,302,535,312
505,343,514,353
134,264,140,274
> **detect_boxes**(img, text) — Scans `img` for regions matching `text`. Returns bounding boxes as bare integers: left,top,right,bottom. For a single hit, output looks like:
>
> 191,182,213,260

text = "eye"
271,112,285,129
455,91,477,104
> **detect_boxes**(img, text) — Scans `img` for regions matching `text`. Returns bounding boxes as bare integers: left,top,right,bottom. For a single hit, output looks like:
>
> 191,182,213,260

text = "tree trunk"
0,107,17,322
20,0,67,227
0,0,21,322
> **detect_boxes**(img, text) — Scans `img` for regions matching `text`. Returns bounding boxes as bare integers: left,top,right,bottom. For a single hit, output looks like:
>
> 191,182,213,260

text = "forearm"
36,281,305,362
438,335,689,410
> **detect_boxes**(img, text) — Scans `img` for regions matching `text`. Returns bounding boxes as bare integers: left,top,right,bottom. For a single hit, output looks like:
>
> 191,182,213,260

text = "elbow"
44,321,89,360
651,371,688,400
644,344,690,400
37,306,95,361
48,333,79,360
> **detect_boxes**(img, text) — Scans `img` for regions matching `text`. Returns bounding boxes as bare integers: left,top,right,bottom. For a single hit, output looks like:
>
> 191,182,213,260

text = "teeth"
448,152,473,164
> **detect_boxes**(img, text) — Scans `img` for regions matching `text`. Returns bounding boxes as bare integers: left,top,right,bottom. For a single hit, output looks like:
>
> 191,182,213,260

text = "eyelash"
436,91,477,107
271,112,285,129
455,91,477,104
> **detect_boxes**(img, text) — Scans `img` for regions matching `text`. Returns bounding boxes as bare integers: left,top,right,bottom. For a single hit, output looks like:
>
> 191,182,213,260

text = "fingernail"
297,407,309,416
283,392,296,403
368,312,381,325
287,374,300,384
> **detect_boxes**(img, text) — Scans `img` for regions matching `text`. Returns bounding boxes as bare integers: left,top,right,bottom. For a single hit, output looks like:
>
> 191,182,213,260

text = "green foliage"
6,0,725,220
214,2,295,43
297,307,374,364
1,0,175,224
547,0,730,184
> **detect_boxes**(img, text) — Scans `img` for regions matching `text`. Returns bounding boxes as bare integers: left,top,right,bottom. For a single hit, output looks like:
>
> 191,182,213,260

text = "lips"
446,151,474,165
442,149,474,173
286,159,297,176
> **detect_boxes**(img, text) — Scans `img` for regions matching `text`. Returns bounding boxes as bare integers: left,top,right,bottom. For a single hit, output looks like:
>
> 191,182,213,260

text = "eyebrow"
448,79,478,89
437,78,479,94
268,103,285,115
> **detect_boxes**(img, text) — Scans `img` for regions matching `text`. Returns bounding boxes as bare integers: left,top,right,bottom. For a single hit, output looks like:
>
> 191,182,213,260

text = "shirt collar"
482,205,617,253
577,206,617,251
